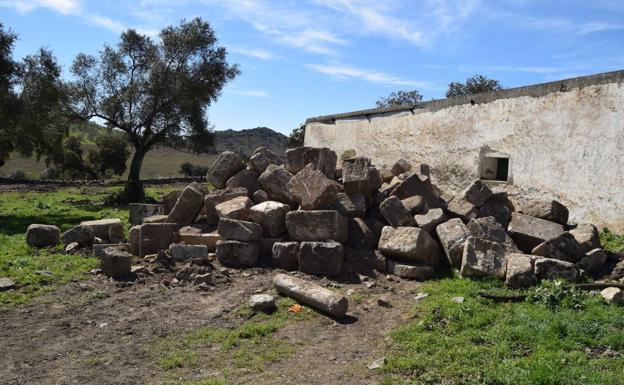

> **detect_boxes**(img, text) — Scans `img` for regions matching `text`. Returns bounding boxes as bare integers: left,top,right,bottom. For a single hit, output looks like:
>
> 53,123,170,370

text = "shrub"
179,162,209,177
8,170,27,179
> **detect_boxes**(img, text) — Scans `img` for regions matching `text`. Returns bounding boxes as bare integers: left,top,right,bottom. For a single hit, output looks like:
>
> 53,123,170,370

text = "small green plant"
528,280,589,310
601,228,624,253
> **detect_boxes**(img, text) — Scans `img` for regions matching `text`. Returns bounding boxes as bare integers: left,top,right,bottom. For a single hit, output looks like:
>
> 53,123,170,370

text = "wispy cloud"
306,63,439,89
229,47,274,60
0,0,80,14
226,89,270,98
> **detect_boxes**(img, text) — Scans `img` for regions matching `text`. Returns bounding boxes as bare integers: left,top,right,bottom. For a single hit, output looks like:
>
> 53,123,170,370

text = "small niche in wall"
479,151,510,182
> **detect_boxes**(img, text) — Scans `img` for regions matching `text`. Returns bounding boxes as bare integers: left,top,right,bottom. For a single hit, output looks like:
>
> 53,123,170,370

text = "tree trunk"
125,146,147,203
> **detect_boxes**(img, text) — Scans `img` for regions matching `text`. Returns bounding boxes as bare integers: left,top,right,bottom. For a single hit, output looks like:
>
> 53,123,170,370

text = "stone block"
446,197,478,223
162,190,182,215
460,236,506,278
569,224,601,253
298,241,344,276
460,180,493,207
129,203,164,226
273,273,348,317
288,163,338,210
249,201,291,237
166,185,205,227
467,216,520,253
378,226,443,265
215,240,259,267
346,217,376,249
333,193,366,218
258,164,296,205
342,156,382,196
534,257,579,282
217,218,262,242
402,195,426,215
128,225,141,255
179,232,220,252
436,218,470,268
415,208,447,234
507,213,565,253
284,147,308,174
143,215,168,224
100,246,133,279
94,243,130,259
215,196,253,221
253,189,269,204
577,248,608,277
61,225,95,246
521,199,569,226
303,147,337,178
387,260,434,280
80,218,124,242
272,241,300,271
26,224,60,247
169,243,208,261
204,187,248,224
206,151,246,189
285,210,348,242
531,232,585,263
391,159,411,176
379,196,416,227
226,168,261,195
601,287,623,305
505,253,536,288
139,223,179,257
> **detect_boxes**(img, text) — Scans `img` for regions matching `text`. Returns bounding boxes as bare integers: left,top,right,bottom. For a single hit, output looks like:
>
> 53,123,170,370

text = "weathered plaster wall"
305,81,624,232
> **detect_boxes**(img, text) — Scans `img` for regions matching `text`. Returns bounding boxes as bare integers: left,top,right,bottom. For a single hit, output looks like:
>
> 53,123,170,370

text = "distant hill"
211,127,287,157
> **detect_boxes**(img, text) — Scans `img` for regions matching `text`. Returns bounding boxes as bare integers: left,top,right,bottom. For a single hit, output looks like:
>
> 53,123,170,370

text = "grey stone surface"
378,226,443,266
387,260,434,280
460,236,507,278
128,225,141,255
569,224,601,253
100,246,133,279
252,189,270,204
379,196,416,227
273,273,348,317
214,196,253,221
303,147,337,178
288,163,338,210
391,159,411,176
298,241,344,276
162,190,182,215
226,168,261,195
333,193,367,218
577,248,608,277
436,218,470,268
284,147,308,175
285,210,348,242
467,216,520,253
139,223,179,257
401,195,426,215
61,225,95,247
129,204,164,226
534,257,579,282
204,187,248,224
461,180,493,207
272,241,300,271
206,151,246,189
342,156,382,196
80,218,124,242
217,218,262,242
94,243,130,259
0,277,16,291
521,199,569,226
215,240,259,267
346,217,376,249
169,243,208,261
415,208,447,233
507,212,565,253
165,185,205,228
249,149,279,174
142,215,168,224
446,197,478,223
26,224,60,248
258,164,296,205
601,287,623,305
531,232,585,263
505,253,536,288
477,202,512,228
249,294,276,312
249,201,291,237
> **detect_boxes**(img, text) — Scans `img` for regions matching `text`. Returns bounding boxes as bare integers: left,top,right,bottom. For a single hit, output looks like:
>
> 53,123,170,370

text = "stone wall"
305,71,624,232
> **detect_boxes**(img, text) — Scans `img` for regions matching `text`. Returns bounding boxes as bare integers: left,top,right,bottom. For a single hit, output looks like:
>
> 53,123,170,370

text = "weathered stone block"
249,148,280,174
285,210,348,242
129,204,164,226
477,202,512,228
342,156,382,196
204,187,248,224
100,246,132,279
387,260,434,280
215,240,259,267
389,172,437,206
601,287,623,305
467,216,520,253
217,218,262,242
303,147,337,178
460,236,507,278
163,190,182,215
139,223,179,257
226,168,261,195
534,257,579,282
93,243,130,259
521,199,569,226
249,201,291,237
507,213,565,253
402,195,426,215
80,218,124,242
436,218,470,268
215,196,253,221
298,241,344,276
143,215,168,224
505,253,536,288
271,241,300,271
446,197,478,223
333,193,366,218
26,224,60,247
288,163,338,210
569,224,601,253
577,248,607,276
391,159,411,176
249,294,276,312
166,185,205,228
169,243,208,261
284,147,308,174
415,208,447,233
62,225,95,246
346,217,376,249
273,273,348,317
258,164,296,205
252,189,269,204
179,231,220,252
206,151,246,189
344,248,387,274
379,196,416,227
531,232,585,263
461,180,493,207
378,226,443,265
128,225,141,255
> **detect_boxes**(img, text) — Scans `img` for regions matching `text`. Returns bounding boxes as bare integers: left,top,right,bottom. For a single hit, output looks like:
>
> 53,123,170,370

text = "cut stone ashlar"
273,273,348,317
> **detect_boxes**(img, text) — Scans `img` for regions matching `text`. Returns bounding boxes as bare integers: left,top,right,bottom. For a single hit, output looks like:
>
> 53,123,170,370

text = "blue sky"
2,0,624,135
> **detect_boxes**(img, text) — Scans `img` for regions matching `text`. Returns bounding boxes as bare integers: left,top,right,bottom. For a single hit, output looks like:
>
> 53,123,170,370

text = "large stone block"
249,201,291,237
507,213,565,253
467,216,520,253
206,151,246,189
128,225,141,255
258,164,296,205
129,204,164,226
298,241,344,276
215,240,259,267
252,189,269,204
387,260,434,280
139,223,179,257
333,193,366,218
249,149,279,174
460,236,507,278
80,218,124,242
346,217,376,249
534,258,579,282
521,199,569,226
342,156,382,196
460,180,493,207
179,232,220,252
204,187,248,224
26,224,60,247
273,273,348,317
415,208,447,234
271,241,300,271
100,246,132,279
143,215,168,224
162,190,182,215
288,163,338,210
379,196,416,227
446,197,478,223
577,248,607,277
303,147,337,178
391,159,411,176
389,172,437,206
166,185,205,227
531,232,585,263
402,195,426,215
93,243,130,259
285,210,348,242
569,224,601,253
284,147,308,174
169,243,208,261
217,218,262,242
226,168,261,195
215,196,253,221
436,218,470,268
62,225,95,246
505,253,536,288
476,202,512,228
344,248,387,275
378,226,443,265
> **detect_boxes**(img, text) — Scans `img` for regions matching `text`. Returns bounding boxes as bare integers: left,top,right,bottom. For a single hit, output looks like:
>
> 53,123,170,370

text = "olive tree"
446,75,503,98
68,18,239,201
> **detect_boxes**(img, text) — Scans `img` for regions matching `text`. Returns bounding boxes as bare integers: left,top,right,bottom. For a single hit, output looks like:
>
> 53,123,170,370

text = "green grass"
0,185,179,305
601,228,624,253
153,297,314,383
381,276,624,385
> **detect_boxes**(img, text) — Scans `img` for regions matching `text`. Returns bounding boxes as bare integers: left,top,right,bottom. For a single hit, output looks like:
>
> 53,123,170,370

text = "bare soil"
0,268,423,385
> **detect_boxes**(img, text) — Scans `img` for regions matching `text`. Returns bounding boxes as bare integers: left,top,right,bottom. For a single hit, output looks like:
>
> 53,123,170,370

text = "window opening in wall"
479,156,509,182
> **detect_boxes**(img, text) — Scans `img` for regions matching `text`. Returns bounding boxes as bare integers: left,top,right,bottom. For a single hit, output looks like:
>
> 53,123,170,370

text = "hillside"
211,127,287,157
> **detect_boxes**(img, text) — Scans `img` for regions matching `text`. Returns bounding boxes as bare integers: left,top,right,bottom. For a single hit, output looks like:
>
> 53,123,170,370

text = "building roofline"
305,69,624,124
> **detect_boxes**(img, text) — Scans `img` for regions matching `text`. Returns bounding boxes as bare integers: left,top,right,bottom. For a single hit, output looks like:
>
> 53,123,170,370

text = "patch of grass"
601,228,624,253
381,276,624,385
152,297,313,382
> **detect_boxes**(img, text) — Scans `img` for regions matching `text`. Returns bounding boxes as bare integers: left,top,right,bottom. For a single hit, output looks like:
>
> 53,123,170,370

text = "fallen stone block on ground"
436,218,470,268
217,218,262,242
285,210,348,242
505,253,536,288
569,224,601,253
521,199,569,226
100,246,133,279
378,226,442,266
288,163,338,210
139,223,179,257
204,187,249,224
258,164,297,205
272,241,300,271
379,196,416,227
415,208,447,234
215,240,259,267
207,151,246,189
26,224,60,248
507,212,565,253
298,241,344,276
387,260,434,280
249,293,276,312
534,257,579,282
249,201,290,237
273,273,348,317
601,287,623,305
166,185,205,227
169,243,208,261
460,236,507,278
215,196,253,221
62,225,95,247
531,232,585,263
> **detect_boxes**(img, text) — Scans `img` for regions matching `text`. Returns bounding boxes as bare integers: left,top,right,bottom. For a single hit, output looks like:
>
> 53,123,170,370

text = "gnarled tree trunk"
125,145,147,203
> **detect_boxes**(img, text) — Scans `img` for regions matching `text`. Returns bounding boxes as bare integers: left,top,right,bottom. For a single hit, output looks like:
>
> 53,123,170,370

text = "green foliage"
446,74,503,98
86,134,130,178
179,162,209,177
287,125,305,148
601,228,624,253
528,280,589,310
8,169,26,179
381,277,624,385
376,89,423,108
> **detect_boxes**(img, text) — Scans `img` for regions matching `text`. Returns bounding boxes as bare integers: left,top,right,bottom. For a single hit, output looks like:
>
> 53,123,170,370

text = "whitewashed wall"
305,82,624,231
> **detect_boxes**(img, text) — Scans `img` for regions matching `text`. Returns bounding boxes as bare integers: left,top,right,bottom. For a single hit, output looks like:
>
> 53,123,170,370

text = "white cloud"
306,63,439,89
229,47,273,60
226,89,270,98
0,0,80,14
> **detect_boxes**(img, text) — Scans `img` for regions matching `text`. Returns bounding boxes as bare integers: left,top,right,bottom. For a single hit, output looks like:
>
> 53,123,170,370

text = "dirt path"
0,269,422,385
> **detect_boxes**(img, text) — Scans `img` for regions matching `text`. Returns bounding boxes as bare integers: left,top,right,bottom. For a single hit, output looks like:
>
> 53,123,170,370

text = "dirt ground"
0,266,423,385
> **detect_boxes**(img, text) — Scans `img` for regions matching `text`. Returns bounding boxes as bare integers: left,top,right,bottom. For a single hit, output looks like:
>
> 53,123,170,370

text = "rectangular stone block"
139,223,179,257
285,210,348,242
298,241,344,276
378,226,443,266
508,213,565,253
215,240,259,267
129,203,165,226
